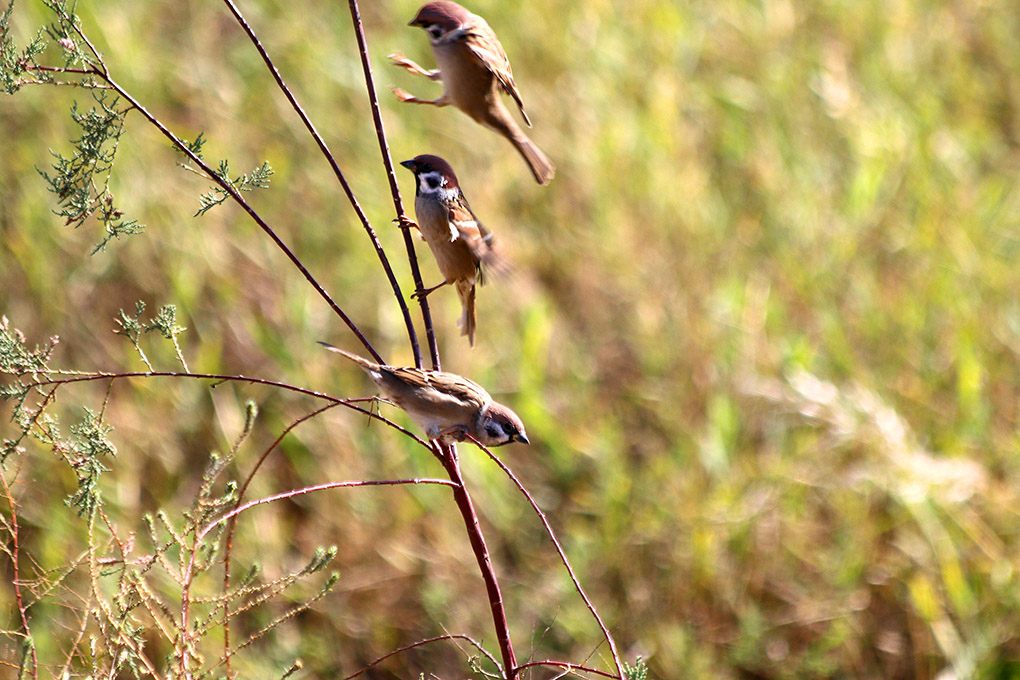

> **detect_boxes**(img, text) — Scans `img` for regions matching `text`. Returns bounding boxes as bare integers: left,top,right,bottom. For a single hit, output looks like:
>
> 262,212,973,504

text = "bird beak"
400,159,417,172
514,433,530,445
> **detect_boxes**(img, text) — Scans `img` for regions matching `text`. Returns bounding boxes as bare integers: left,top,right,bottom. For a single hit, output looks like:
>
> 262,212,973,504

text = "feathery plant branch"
113,301,190,372
1,0,46,94
36,91,142,253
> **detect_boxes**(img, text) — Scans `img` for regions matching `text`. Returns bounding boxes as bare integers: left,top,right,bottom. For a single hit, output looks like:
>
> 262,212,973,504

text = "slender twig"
467,435,626,680
216,0,421,364
435,442,518,678
201,478,456,545
56,587,94,680
513,660,621,679
10,78,112,88
22,370,431,447
85,510,161,679
343,633,503,680
179,476,459,667
222,401,344,672
348,0,440,370
29,65,95,74
0,469,38,680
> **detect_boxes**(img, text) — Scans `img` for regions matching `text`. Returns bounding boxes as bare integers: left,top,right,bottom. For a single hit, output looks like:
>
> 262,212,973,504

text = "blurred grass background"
3,0,1020,677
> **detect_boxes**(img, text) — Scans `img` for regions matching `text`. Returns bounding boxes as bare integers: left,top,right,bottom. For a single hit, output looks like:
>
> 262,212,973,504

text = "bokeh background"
3,0,1020,677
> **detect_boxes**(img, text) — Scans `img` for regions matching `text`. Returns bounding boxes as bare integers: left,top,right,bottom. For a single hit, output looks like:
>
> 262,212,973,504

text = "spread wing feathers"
448,192,512,281
460,20,532,127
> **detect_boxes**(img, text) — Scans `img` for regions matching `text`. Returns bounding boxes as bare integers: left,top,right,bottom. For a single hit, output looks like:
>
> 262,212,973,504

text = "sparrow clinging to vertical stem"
400,153,508,347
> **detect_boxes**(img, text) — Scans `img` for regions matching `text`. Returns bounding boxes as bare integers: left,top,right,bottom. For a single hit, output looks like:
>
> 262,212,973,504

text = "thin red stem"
468,436,626,680
436,443,518,678
343,633,502,680
347,0,441,371
22,370,431,447
0,470,38,679
513,660,621,679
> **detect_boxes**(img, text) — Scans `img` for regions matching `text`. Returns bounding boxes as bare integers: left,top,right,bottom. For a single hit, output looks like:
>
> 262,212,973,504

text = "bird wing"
448,191,511,281
458,19,532,126
385,366,489,412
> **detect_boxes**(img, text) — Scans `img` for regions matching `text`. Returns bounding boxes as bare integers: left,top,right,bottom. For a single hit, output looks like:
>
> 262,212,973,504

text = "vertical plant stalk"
348,0,441,371
0,469,38,680
436,443,518,678
217,0,423,367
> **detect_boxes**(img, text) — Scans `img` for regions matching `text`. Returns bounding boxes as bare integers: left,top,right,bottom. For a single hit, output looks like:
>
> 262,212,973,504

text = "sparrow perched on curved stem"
400,153,508,347
319,342,530,446
389,1,555,185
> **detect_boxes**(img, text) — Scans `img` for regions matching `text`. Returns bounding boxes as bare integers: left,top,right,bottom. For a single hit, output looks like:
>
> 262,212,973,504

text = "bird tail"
509,132,555,186
456,281,477,347
483,107,555,186
317,341,381,374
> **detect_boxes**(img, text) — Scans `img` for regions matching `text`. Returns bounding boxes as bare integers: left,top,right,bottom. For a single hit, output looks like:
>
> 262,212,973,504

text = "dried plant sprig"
179,476,459,674
0,469,38,679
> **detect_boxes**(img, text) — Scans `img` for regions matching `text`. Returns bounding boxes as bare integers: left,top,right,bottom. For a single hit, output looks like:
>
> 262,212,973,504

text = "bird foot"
411,282,447,300
391,87,448,107
436,425,469,442
393,215,419,232
388,53,440,80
